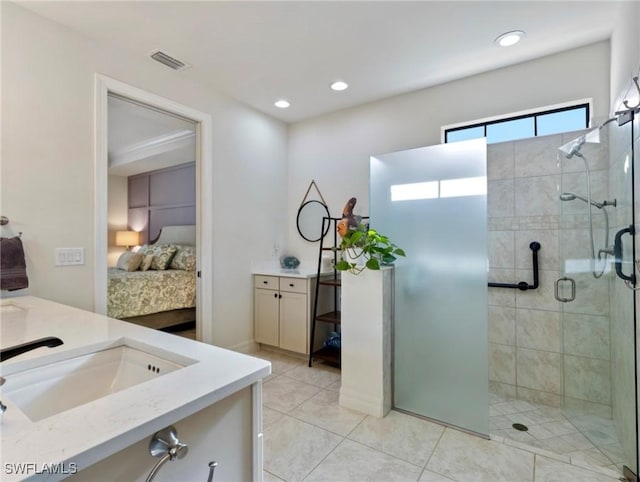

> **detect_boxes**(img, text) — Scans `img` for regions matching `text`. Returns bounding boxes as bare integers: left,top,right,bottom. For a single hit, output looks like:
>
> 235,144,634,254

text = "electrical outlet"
55,248,84,266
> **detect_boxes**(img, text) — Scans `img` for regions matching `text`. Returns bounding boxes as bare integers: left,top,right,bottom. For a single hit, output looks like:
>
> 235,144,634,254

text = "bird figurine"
337,197,361,237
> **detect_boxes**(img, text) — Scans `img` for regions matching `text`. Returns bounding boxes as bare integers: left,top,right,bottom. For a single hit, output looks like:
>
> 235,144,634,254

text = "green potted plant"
334,223,406,275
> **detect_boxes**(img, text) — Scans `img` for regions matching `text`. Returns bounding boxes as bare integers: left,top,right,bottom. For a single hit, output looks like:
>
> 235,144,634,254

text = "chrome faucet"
0,337,64,362
0,337,64,414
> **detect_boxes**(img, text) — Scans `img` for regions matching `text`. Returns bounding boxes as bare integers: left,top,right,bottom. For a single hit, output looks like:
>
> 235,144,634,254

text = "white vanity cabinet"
254,274,317,354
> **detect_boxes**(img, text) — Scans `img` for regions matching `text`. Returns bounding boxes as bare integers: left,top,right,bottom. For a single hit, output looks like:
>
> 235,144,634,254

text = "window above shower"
442,100,590,145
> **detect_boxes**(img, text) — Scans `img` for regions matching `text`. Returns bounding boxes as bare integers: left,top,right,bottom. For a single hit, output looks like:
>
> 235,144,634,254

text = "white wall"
610,1,640,112
287,42,610,262
1,2,288,350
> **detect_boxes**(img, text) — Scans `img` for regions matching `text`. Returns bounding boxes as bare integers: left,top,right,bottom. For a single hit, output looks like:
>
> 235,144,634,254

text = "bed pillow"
140,253,154,271
116,251,143,272
170,245,196,271
149,245,178,270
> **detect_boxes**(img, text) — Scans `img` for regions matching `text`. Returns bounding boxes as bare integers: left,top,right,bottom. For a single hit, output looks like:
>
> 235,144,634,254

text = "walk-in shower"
559,134,617,278
371,112,637,480
555,120,637,479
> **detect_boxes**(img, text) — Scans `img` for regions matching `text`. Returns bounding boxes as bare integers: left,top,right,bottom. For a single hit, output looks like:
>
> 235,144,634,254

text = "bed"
107,225,196,331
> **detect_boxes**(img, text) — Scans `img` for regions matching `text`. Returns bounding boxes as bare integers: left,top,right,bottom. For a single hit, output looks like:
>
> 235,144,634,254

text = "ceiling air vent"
149,50,190,71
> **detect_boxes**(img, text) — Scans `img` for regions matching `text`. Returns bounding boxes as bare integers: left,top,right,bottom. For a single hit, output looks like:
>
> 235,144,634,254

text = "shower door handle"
614,225,636,285
554,277,575,302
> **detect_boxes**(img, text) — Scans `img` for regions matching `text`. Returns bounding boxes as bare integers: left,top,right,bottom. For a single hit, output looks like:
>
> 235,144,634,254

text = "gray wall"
128,162,196,244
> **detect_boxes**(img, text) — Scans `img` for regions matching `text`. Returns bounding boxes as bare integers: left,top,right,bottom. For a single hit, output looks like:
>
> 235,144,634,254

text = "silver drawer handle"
554,277,575,302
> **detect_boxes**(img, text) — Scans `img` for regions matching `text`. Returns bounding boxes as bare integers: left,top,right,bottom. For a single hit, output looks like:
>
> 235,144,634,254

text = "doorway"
94,75,214,343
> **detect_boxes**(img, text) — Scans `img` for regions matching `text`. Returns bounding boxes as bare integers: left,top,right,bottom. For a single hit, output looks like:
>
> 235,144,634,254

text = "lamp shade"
115,230,139,247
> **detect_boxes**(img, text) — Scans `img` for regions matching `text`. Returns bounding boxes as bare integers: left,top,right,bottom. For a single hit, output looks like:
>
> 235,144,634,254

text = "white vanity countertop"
252,267,326,278
251,260,334,279
0,296,270,481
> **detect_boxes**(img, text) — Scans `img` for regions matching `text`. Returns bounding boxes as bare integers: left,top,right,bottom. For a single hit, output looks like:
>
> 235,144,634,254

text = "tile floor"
255,349,624,482
489,392,625,474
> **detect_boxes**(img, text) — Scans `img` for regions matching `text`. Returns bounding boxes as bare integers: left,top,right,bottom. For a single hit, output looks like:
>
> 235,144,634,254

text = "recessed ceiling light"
494,30,525,47
274,99,290,109
330,81,349,91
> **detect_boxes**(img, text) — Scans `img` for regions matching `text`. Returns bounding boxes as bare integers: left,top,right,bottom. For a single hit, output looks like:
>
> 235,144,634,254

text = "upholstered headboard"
152,225,196,246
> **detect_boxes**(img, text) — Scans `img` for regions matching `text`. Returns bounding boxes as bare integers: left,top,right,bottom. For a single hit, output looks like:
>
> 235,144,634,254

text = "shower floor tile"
488,389,625,474
256,350,623,481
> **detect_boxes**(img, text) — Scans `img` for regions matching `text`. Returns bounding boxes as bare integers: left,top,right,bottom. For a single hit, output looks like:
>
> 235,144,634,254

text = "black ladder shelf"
309,216,342,367
308,215,369,368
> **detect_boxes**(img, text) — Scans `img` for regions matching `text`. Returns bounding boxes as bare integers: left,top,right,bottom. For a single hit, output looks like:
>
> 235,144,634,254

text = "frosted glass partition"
370,138,489,436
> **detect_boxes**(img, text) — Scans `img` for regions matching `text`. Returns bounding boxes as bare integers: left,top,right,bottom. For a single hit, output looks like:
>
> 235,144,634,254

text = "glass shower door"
370,138,489,436
558,122,637,478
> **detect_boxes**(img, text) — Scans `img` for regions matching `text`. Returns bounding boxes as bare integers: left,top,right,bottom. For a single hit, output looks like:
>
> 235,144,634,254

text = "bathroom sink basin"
3,339,197,422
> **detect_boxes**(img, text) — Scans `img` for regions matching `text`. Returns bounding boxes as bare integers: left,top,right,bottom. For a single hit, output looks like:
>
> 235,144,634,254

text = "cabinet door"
279,291,308,354
254,288,279,346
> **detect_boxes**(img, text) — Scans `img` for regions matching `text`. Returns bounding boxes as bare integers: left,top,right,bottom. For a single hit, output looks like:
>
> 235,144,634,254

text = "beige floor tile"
348,410,445,467
500,426,538,444
255,350,306,375
290,389,366,436
534,455,620,482
569,448,618,472
326,380,341,392
419,469,456,481
263,415,342,481
491,414,516,429
263,406,286,428
305,439,423,482
263,375,322,412
263,470,285,481
426,428,534,482
525,423,557,440
285,364,341,388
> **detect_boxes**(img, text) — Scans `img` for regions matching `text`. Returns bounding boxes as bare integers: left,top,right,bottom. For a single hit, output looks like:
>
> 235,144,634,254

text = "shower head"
565,137,585,159
559,192,608,209
559,192,577,201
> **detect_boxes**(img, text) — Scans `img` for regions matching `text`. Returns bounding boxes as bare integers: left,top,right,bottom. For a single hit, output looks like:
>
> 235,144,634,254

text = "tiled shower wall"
487,131,612,415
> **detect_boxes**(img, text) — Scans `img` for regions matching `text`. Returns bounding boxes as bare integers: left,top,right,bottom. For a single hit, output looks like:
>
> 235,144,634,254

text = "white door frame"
94,74,213,344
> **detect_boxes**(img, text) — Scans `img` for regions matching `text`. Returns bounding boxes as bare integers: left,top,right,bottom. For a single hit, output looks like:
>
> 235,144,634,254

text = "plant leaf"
350,230,364,244
382,254,396,264
394,248,406,257
366,258,380,270
335,260,351,271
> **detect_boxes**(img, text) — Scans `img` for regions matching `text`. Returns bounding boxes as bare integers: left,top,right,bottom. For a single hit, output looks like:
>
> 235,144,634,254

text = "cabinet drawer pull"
273,293,278,298
289,283,294,287
279,294,282,299
263,281,268,284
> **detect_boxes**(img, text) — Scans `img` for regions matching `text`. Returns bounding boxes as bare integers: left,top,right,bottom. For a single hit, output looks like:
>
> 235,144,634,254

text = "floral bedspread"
107,268,196,319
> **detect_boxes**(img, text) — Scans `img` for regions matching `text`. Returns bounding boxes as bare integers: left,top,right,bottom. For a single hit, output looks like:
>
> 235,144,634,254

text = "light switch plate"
55,248,84,266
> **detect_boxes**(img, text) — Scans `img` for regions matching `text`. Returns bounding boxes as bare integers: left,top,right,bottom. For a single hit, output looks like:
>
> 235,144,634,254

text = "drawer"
254,275,278,290
279,277,307,294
